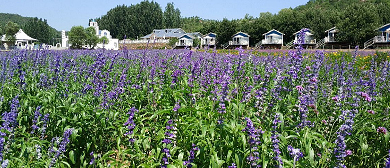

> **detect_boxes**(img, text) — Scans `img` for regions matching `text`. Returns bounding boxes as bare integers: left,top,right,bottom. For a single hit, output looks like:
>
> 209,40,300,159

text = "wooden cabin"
175,34,194,48
261,29,284,49
324,27,338,43
364,23,390,49
201,33,217,48
293,29,316,45
228,32,250,49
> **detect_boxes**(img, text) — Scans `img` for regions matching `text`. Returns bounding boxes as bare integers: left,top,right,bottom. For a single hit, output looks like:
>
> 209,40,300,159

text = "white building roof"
15,29,37,41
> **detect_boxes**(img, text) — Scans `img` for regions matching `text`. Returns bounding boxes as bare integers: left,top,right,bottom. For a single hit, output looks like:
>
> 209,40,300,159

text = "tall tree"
131,0,163,37
337,3,381,45
98,1,163,39
23,17,55,44
163,2,181,28
216,18,237,46
4,21,20,45
85,27,99,49
68,26,86,49
274,8,304,44
97,5,134,39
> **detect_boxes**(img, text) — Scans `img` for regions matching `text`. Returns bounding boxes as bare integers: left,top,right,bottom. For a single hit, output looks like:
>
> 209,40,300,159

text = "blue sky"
1,0,309,31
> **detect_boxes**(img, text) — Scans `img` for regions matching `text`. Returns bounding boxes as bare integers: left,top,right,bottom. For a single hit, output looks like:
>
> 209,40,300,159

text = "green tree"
216,18,237,46
274,8,304,44
131,0,163,37
68,26,86,49
98,1,163,39
23,17,56,44
97,5,134,39
4,21,20,45
193,38,200,47
163,2,181,28
337,3,381,45
85,27,99,49
99,36,109,44
168,37,178,47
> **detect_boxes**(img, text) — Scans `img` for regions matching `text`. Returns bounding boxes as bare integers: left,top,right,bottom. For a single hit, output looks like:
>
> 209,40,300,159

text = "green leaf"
69,150,76,164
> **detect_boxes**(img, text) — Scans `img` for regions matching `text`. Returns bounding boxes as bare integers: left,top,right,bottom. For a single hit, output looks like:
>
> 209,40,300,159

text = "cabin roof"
204,33,217,38
187,32,202,38
377,23,390,32
232,32,250,38
141,28,186,39
293,28,313,35
263,29,284,36
179,34,193,40
325,27,338,33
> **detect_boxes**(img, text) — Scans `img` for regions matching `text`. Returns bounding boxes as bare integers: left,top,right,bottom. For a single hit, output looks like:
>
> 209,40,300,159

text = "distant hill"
0,13,61,44
304,0,390,9
0,13,33,27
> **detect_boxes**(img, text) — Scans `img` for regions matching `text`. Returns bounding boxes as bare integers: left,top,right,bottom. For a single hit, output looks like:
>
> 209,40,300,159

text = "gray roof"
142,28,186,39
187,32,202,38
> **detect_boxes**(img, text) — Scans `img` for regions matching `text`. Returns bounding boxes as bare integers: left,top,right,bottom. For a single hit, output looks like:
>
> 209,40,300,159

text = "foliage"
193,38,200,48
23,17,58,44
163,2,181,28
97,0,163,39
68,26,86,49
4,21,19,44
1,45,390,167
85,27,99,49
0,13,32,28
215,18,237,46
99,36,109,44
168,37,178,47
337,3,381,45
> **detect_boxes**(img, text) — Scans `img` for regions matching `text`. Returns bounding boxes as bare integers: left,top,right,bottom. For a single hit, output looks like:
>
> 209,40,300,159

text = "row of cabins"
138,28,217,48
137,28,334,49
125,23,390,49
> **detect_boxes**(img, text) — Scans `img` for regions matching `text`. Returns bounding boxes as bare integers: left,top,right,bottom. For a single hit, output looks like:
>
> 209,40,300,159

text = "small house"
175,34,194,48
1,29,37,50
201,33,217,47
261,29,284,49
228,32,250,49
142,28,186,40
324,27,338,43
293,29,316,45
364,23,390,49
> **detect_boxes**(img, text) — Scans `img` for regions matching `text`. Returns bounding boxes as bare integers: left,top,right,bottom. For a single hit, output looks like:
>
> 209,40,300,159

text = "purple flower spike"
183,144,199,168
243,117,263,167
228,163,237,168
385,150,390,168
288,145,304,161
124,107,137,142
31,106,42,134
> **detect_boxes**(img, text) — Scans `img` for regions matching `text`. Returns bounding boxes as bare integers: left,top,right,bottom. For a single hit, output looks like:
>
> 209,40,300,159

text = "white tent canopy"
15,29,37,41
1,29,37,42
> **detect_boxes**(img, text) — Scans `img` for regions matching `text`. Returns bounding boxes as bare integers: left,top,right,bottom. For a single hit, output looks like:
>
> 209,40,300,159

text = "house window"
180,40,184,45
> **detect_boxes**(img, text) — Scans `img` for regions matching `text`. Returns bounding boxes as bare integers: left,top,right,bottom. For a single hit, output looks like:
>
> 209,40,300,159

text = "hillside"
0,13,33,27
0,13,60,44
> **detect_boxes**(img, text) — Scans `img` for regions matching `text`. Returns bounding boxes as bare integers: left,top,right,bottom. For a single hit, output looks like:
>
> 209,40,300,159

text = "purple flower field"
0,41,390,167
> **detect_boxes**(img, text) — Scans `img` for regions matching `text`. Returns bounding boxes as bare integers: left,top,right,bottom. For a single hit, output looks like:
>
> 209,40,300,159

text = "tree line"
97,0,390,46
0,16,60,45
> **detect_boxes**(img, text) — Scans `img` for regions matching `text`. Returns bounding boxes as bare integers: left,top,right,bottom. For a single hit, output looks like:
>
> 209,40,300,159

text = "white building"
61,20,119,50
229,32,250,49
201,33,217,47
176,34,194,47
1,29,37,50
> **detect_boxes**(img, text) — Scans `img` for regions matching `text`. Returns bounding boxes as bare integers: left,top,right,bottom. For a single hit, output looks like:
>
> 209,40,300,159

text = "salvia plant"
0,41,389,167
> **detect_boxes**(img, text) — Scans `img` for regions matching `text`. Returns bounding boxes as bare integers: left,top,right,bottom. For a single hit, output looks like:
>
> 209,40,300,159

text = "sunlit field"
0,45,390,167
